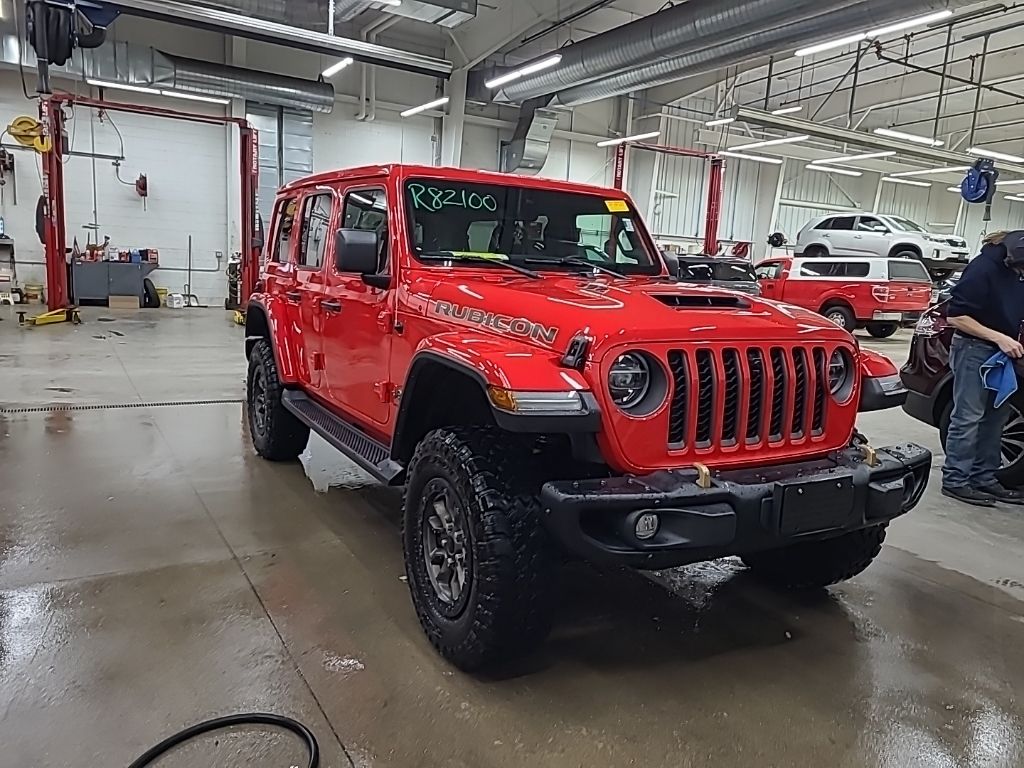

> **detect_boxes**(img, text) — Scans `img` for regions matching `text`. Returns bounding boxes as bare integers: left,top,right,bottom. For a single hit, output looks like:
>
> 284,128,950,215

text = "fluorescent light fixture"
322,57,354,77
596,131,660,148
795,33,866,58
887,165,970,178
968,146,1024,163
1006,195,1024,203
705,117,735,126
159,90,230,104
947,186,961,193
731,134,809,151
998,179,1024,187
873,128,944,146
882,177,931,187
805,164,862,177
867,10,953,37
86,78,159,95
350,193,375,206
401,96,449,118
376,0,402,5
812,151,897,165
485,54,562,89
720,151,784,165
771,106,803,115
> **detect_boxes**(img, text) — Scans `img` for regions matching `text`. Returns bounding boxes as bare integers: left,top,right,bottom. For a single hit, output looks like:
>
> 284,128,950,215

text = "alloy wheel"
422,479,472,613
1002,404,1024,468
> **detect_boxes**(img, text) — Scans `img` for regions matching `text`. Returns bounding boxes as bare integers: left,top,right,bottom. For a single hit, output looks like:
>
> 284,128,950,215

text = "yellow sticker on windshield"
605,199,629,213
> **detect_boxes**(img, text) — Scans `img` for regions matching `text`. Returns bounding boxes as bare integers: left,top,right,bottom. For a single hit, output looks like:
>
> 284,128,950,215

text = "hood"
418,270,847,353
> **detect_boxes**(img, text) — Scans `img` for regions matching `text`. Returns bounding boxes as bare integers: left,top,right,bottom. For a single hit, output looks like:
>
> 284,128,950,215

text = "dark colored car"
901,302,1024,487
664,254,761,295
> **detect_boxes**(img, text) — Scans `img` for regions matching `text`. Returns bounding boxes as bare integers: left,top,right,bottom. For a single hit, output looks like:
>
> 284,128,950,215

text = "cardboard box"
108,295,140,310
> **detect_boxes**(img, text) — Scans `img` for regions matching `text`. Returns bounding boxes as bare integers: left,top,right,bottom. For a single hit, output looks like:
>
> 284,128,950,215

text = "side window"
800,261,841,277
845,262,870,277
830,216,856,231
342,188,388,273
814,218,834,231
298,193,333,269
271,197,298,262
857,216,887,233
755,263,782,279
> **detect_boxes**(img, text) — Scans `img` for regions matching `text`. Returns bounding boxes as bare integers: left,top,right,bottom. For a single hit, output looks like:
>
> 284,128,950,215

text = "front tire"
742,525,887,589
246,339,309,461
867,322,899,338
403,427,555,671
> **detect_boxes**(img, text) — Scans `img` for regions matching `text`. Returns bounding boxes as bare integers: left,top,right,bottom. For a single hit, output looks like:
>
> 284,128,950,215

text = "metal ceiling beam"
105,0,453,78
731,106,1024,177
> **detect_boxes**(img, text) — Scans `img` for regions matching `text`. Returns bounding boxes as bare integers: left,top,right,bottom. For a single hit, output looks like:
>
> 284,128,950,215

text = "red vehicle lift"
35,94,261,322
614,141,725,257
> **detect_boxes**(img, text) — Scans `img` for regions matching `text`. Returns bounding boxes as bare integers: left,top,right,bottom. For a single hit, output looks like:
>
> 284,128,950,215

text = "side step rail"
282,390,404,484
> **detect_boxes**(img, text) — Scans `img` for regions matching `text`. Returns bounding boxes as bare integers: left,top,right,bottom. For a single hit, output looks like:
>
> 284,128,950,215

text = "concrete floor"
1,306,1023,767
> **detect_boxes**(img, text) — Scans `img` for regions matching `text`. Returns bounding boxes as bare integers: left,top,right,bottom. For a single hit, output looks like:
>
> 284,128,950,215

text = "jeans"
942,335,1012,489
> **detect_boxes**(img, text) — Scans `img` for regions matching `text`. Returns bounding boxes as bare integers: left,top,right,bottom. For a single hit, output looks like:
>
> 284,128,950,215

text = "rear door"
821,215,858,255
885,259,933,311
293,189,336,394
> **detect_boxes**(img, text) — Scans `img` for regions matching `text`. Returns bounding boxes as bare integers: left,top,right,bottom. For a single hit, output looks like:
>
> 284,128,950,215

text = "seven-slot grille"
667,345,830,451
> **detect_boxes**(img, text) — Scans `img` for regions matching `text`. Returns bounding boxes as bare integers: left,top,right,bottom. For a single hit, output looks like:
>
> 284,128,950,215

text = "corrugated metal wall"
776,163,879,241
876,182,960,227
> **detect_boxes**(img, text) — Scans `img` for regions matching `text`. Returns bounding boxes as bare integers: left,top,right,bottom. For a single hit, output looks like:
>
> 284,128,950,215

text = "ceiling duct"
553,0,959,106
0,20,334,112
105,0,453,78
382,0,478,28
501,104,558,175
192,1,331,30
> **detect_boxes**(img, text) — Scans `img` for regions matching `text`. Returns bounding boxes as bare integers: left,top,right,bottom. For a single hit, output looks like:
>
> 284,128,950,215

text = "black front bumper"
539,443,932,569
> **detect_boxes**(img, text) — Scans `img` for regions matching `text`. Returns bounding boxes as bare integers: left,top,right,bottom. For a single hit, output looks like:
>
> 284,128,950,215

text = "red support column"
704,156,724,256
41,97,69,311
239,124,260,305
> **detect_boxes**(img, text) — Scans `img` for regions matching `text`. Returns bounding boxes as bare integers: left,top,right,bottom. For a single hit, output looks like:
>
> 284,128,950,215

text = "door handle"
285,290,301,303
320,299,342,313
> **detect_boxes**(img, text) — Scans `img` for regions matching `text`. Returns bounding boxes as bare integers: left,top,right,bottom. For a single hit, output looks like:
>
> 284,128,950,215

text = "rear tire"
867,322,899,339
822,304,856,332
742,525,887,589
403,427,555,671
246,339,309,461
803,245,829,258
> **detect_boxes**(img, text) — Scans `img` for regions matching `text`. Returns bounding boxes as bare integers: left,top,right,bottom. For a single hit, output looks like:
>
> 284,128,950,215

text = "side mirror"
335,228,379,275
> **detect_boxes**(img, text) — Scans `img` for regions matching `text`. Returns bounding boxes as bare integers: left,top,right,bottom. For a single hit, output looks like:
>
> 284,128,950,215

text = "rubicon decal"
431,301,558,344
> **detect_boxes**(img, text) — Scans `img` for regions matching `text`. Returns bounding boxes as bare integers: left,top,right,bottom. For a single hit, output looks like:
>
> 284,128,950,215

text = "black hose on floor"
127,713,319,768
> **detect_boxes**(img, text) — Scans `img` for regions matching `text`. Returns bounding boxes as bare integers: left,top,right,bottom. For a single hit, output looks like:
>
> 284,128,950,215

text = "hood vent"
651,294,749,309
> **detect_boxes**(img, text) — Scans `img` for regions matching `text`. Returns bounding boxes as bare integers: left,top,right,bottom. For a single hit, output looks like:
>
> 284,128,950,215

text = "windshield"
884,215,927,233
404,179,660,275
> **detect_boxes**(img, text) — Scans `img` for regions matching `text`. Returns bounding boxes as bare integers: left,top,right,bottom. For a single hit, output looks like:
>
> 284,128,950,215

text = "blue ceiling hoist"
961,158,1000,223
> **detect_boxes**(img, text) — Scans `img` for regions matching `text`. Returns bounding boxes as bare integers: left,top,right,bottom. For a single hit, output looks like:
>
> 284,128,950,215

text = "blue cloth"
948,242,1024,338
943,336,1014,489
981,351,1019,408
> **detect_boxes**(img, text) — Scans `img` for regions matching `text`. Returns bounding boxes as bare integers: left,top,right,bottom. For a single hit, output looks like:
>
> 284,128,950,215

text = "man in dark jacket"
942,230,1024,506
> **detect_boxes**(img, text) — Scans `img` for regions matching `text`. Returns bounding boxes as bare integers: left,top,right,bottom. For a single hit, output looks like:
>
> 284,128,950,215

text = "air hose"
126,713,319,768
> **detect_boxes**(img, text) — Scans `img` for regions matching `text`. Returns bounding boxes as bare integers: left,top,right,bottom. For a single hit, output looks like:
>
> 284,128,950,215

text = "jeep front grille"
667,345,829,451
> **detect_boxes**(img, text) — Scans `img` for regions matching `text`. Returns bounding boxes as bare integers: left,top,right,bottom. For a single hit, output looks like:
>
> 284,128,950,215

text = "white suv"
795,212,969,280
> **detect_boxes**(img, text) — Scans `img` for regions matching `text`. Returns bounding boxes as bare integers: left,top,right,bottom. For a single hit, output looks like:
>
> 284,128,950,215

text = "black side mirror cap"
335,228,379,274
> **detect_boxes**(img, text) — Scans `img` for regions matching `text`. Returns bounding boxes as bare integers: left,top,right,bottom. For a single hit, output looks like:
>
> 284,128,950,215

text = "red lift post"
613,142,725,256
38,94,261,317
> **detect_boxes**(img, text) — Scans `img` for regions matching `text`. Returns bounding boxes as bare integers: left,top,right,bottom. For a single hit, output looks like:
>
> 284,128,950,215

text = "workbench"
72,261,158,305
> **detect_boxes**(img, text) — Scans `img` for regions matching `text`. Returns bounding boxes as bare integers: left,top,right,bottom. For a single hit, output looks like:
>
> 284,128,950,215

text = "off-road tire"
867,322,899,339
246,339,309,461
403,427,555,671
741,525,887,589
822,304,856,332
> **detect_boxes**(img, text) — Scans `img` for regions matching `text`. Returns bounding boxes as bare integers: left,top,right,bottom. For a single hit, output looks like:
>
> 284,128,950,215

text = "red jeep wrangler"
245,165,931,670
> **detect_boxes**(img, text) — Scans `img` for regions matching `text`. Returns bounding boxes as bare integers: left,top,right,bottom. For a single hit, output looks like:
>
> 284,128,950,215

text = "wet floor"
1,308,1023,767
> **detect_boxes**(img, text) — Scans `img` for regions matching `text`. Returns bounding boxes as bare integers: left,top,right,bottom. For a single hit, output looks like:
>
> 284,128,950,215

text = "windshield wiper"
417,251,540,279
523,256,626,279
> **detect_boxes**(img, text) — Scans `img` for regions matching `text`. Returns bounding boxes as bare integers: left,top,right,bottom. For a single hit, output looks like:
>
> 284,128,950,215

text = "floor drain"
0,399,244,414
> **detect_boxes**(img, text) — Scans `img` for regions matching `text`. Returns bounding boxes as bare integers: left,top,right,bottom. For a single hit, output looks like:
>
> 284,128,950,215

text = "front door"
266,196,310,383
822,215,859,255
293,190,336,394
853,215,892,257
755,261,785,300
322,186,395,428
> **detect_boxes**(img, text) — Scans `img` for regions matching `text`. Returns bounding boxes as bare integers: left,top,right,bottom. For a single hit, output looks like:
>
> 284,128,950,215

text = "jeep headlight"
609,353,651,409
828,349,855,403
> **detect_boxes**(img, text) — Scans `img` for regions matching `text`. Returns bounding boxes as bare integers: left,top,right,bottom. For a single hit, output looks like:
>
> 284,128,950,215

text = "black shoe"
975,484,1024,506
941,486,997,507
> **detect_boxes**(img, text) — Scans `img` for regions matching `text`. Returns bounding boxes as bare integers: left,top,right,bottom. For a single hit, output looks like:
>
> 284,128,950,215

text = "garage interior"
2,0,1024,765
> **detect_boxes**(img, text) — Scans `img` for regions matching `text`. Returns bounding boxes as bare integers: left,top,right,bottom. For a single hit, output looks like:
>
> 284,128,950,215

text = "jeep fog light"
486,387,585,414
635,513,659,540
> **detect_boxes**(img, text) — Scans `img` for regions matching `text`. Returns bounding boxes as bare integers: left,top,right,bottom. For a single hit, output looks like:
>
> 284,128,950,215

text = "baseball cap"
1004,231,1024,266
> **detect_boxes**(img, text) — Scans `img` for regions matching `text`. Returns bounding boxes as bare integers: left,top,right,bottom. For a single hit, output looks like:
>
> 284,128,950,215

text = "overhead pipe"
496,0,862,103
553,0,962,106
105,0,453,78
356,15,401,122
